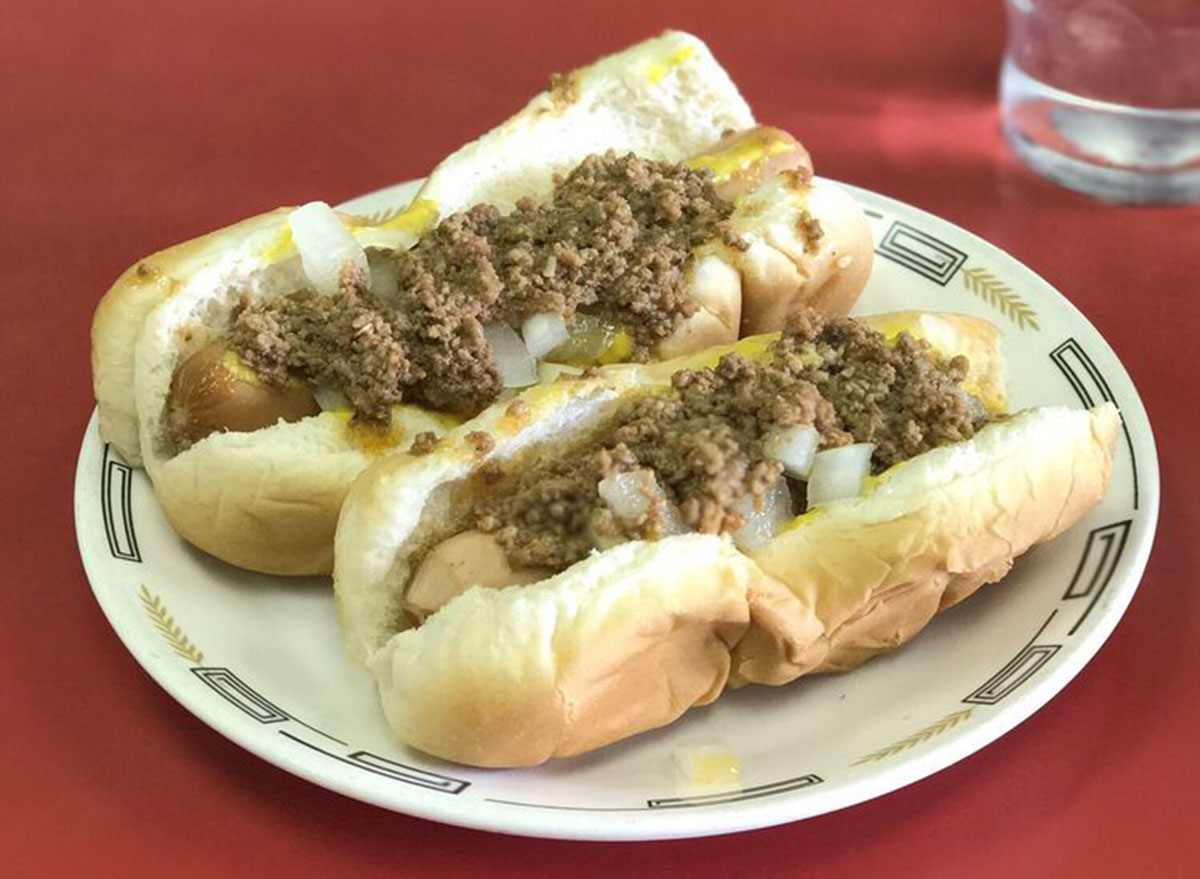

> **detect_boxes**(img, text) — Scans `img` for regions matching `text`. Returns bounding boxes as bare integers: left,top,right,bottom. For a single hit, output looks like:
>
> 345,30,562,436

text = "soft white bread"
652,173,876,357
745,403,1119,676
369,536,816,767
412,30,754,220
734,175,875,335
150,407,456,574
332,314,1111,768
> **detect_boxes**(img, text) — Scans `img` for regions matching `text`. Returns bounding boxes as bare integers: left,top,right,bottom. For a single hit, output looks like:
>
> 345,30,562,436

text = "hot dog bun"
735,175,874,336
93,31,753,470
413,30,753,219
335,311,1004,661
746,402,1118,677
368,535,814,769
332,313,1119,768
91,32,874,575
91,209,291,466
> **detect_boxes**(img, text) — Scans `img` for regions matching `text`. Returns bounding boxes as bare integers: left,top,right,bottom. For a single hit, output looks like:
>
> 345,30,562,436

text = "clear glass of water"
1000,0,1200,204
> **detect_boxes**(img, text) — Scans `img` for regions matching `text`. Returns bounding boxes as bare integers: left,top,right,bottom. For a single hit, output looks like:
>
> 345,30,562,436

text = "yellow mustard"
646,45,695,84
379,199,439,236
597,330,634,365
687,132,795,183
261,225,295,264
220,349,263,387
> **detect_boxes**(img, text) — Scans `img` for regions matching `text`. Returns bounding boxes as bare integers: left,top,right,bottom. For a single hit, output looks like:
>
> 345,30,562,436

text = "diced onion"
731,477,795,551
367,251,399,301
289,201,368,297
598,469,688,536
312,385,350,412
762,424,820,478
598,469,654,519
806,443,875,510
521,312,569,359
483,323,538,388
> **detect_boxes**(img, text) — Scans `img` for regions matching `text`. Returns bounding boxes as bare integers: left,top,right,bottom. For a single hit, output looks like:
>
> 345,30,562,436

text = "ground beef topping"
408,431,439,456
488,152,728,344
774,310,979,467
476,309,990,570
225,152,729,423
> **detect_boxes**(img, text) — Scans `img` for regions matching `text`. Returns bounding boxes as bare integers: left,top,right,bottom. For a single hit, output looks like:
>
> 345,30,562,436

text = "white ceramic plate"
75,179,1158,840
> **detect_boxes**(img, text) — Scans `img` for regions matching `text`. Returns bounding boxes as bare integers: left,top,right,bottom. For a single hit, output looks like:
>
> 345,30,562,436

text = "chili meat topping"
475,309,987,570
226,152,731,422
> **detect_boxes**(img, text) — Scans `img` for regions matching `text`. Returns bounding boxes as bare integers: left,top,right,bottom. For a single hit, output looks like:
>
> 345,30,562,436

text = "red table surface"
2,0,1197,875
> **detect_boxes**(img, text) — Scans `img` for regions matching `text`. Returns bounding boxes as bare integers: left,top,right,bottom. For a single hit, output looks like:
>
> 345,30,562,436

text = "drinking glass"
1000,0,1200,203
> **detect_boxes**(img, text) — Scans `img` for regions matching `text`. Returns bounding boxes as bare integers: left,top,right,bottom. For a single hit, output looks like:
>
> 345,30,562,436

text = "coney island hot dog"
90,31,873,574
333,309,1118,767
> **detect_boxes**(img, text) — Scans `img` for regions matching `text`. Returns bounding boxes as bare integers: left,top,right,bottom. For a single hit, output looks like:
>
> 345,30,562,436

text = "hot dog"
90,31,874,574
332,309,1119,767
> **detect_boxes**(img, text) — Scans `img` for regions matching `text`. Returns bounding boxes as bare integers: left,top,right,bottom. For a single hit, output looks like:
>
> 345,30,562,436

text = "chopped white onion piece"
313,385,350,412
763,424,820,478
598,469,688,536
483,323,538,388
367,251,399,301
731,477,794,551
806,443,875,510
289,201,368,297
598,469,654,520
521,312,569,359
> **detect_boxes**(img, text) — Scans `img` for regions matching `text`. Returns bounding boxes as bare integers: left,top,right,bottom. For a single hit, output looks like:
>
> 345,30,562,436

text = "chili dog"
333,310,1118,767
90,31,873,574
